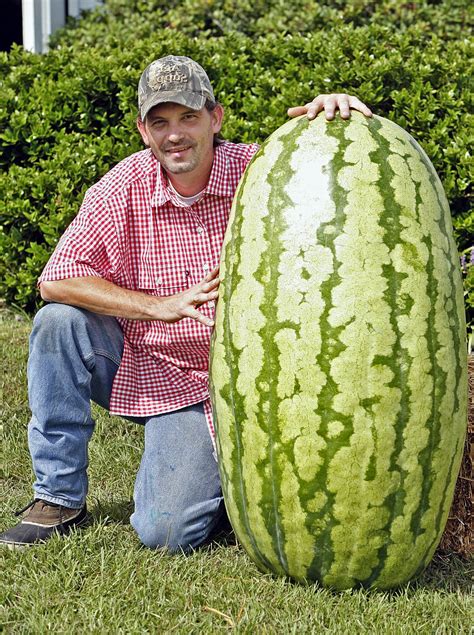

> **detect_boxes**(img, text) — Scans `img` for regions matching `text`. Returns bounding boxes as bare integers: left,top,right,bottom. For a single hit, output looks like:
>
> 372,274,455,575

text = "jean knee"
132,513,189,552
33,303,87,336
131,498,223,553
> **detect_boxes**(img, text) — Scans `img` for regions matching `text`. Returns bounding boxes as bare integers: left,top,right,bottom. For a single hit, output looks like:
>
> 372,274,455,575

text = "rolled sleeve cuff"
38,263,104,286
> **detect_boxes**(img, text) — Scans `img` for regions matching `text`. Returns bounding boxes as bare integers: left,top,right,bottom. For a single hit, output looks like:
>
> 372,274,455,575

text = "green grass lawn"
1,311,472,634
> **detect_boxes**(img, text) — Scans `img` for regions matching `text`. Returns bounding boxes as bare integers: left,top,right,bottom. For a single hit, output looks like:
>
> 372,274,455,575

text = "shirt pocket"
138,265,191,296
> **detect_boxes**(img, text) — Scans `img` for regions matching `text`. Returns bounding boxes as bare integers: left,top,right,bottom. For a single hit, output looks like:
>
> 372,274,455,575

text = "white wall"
22,0,102,53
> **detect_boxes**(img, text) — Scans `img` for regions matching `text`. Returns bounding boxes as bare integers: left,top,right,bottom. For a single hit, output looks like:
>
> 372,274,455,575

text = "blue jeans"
27,303,223,551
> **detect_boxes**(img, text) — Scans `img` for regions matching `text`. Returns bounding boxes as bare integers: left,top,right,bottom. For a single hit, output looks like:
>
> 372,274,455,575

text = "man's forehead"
146,102,203,118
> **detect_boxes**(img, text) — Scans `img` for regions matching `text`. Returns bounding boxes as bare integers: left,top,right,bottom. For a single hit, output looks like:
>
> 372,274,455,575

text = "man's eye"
149,119,165,128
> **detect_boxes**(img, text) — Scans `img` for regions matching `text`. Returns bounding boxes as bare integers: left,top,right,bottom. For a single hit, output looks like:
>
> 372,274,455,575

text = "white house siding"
22,0,102,52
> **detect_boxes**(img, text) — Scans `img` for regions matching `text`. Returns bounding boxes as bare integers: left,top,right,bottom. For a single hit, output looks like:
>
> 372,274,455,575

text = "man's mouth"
165,144,193,157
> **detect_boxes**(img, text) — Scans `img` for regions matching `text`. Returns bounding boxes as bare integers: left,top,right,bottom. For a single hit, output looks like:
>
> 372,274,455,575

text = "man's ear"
211,104,224,134
137,117,150,146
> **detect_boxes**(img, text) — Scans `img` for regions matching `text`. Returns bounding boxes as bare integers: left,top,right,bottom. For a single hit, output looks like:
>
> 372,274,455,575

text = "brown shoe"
0,499,88,548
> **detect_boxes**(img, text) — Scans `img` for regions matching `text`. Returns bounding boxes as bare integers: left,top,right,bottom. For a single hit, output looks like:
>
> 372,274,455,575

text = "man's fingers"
188,285,218,326
288,98,325,120
288,94,373,121
305,96,325,120
201,277,220,294
348,95,373,117
187,306,215,327
287,105,308,118
192,290,218,306
204,265,219,282
331,94,372,119
321,95,338,120
337,97,351,119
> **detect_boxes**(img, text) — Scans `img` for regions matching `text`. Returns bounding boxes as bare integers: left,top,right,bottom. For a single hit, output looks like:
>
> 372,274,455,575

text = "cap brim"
140,91,207,120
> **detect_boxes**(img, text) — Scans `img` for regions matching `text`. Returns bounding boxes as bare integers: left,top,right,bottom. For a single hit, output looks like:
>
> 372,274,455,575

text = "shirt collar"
204,144,235,198
153,144,235,208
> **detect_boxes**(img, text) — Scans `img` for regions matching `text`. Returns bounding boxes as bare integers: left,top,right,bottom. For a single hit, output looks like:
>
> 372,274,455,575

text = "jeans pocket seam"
92,347,121,367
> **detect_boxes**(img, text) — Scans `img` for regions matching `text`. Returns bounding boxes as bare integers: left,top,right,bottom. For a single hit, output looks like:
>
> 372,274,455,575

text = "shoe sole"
0,514,90,549
3,540,39,550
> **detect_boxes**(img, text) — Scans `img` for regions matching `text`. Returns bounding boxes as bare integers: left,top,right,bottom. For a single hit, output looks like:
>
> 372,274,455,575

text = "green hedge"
0,0,472,331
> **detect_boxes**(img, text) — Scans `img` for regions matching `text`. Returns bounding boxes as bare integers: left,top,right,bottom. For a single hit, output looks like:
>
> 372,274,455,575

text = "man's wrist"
141,293,177,322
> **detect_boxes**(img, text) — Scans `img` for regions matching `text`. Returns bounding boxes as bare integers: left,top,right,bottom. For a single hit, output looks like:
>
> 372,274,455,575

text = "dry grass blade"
203,606,235,627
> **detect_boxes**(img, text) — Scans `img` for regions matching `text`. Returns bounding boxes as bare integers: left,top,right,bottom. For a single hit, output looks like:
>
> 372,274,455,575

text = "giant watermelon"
209,112,467,590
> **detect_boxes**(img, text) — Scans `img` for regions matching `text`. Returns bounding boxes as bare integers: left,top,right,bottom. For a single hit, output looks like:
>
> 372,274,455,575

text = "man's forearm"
40,269,220,327
40,277,168,321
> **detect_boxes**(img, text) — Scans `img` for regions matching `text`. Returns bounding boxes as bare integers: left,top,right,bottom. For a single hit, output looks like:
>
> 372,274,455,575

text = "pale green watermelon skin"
209,112,467,590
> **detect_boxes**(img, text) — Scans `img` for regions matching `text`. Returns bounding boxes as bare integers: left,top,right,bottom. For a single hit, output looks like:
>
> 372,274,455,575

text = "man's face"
137,102,223,177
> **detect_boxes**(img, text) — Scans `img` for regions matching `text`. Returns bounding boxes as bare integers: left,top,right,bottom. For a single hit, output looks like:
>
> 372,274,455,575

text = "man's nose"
167,125,184,143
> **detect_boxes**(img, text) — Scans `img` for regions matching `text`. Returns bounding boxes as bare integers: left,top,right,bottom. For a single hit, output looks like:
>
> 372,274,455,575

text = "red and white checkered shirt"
39,141,259,439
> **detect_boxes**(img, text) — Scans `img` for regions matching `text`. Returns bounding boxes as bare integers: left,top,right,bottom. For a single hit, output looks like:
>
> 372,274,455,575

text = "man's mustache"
161,139,197,152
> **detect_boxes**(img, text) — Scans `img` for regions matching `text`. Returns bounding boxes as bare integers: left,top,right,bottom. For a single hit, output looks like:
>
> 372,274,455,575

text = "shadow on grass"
88,498,134,525
208,512,238,548
301,552,474,596
349,554,474,598
85,500,237,553
409,552,473,594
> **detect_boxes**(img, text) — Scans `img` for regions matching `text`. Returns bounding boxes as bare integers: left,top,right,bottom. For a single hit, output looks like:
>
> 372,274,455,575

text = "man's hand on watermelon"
287,93,372,121
163,266,220,328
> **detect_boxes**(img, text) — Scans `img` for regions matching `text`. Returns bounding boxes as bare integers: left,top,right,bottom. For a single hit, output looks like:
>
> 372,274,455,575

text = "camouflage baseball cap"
138,55,215,120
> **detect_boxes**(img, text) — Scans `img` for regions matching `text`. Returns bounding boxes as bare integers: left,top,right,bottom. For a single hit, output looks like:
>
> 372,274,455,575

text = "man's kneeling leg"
131,403,223,552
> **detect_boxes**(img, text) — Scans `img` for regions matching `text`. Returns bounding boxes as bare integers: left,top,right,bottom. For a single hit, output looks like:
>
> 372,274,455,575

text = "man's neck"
167,174,207,197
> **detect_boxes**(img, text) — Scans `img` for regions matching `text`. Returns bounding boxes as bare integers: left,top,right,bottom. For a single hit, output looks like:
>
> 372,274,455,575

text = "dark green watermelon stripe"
304,117,354,583
359,118,436,586
405,136,466,566
407,136,465,417
217,146,278,573
409,232,444,537
398,135,461,563
417,430,464,576
252,121,311,573
384,136,445,548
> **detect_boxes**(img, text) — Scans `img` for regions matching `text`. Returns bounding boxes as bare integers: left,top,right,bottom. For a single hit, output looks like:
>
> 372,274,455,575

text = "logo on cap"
148,61,189,91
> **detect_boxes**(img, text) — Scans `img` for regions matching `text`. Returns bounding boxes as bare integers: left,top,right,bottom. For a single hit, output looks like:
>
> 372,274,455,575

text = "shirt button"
197,226,204,235
156,277,162,285
203,263,209,273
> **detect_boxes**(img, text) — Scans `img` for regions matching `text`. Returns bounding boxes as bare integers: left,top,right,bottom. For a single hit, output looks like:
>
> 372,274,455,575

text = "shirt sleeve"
247,143,260,160
38,187,117,285
239,142,260,166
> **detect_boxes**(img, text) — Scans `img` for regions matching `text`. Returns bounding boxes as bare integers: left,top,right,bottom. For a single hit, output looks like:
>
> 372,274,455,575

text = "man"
0,56,372,550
